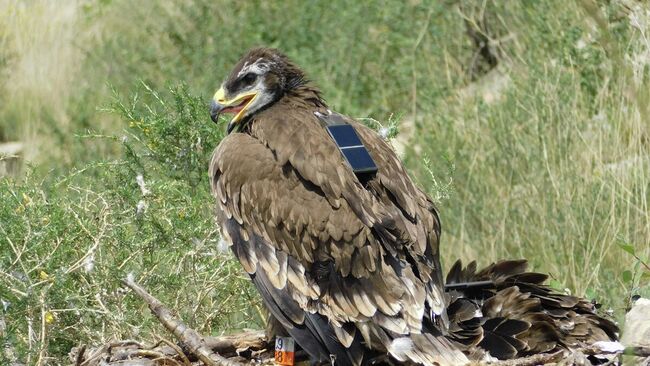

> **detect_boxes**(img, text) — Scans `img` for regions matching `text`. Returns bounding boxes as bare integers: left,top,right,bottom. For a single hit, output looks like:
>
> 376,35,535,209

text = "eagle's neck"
285,83,327,109
245,84,329,137
243,83,327,135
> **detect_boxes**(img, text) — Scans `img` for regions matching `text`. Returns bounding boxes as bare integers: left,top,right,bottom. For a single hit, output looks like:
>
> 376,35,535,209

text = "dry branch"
476,351,564,365
122,276,249,366
202,331,267,356
71,279,650,366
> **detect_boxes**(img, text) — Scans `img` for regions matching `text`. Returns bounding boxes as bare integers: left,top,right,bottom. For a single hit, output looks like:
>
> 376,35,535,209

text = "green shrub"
0,86,261,364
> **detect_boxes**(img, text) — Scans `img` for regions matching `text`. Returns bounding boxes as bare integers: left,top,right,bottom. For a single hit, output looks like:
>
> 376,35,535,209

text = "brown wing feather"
445,259,619,360
350,119,448,319
210,103,455,364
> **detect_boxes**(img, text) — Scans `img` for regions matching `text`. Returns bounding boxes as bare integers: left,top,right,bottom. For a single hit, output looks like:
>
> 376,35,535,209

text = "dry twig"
73,278,650,366
122,276,247,366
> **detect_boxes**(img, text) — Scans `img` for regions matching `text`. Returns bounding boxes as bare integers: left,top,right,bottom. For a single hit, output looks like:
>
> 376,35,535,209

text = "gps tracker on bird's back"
315,111,378,181
327,124,378,174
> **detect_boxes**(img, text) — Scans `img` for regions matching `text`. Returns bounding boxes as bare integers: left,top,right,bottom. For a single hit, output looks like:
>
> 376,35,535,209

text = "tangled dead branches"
69,278,650,366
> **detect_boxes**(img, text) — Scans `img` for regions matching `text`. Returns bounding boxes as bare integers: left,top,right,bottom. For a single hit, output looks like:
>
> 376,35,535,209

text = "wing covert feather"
210,107,450,362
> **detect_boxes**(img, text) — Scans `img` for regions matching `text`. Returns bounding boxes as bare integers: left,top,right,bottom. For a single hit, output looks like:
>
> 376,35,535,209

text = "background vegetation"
1,0,648,364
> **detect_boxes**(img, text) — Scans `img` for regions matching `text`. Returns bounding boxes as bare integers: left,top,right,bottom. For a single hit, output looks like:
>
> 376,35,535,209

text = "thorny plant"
0,85,261,364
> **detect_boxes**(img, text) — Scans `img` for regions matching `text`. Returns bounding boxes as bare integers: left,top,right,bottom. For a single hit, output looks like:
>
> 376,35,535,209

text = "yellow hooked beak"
210,87,257,134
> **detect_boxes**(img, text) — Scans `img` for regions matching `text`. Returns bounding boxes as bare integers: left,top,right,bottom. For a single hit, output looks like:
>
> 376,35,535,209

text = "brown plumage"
445,259,618,361
208,48,617,365
209,48,463,365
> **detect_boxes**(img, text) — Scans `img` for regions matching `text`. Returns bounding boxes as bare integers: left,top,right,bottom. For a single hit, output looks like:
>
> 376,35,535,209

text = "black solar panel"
327,124,363,147
341,147,378,174
326,124,378,175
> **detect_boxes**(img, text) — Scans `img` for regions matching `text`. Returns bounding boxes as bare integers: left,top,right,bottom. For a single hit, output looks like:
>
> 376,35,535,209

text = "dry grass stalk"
72,279,272,365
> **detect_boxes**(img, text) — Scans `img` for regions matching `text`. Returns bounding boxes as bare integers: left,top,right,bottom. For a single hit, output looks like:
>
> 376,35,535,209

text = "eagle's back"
209,99,464,365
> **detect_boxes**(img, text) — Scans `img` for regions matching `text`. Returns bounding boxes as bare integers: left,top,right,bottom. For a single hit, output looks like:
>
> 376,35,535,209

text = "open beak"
210,87,257,134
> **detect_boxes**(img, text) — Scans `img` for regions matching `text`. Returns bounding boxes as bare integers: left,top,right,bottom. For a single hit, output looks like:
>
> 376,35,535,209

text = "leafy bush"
0,86,261,364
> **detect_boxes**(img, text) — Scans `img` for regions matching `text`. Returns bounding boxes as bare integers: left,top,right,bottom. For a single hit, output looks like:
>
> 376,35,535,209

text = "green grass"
1,0,649,364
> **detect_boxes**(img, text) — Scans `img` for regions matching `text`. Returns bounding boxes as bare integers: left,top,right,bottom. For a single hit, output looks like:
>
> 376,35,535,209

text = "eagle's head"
210,48,308,134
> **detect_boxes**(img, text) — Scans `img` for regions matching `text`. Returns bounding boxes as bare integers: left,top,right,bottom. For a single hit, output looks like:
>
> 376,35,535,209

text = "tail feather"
387,334,468,366
445,259,619,361
262,257,617,365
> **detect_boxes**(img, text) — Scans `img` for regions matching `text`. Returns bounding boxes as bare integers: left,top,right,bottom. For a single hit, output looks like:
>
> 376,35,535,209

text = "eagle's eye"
241,72,257,86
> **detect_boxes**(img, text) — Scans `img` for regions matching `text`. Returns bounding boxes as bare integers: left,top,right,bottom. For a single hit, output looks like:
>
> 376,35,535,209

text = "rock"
621,297,650,347
0,141,24,177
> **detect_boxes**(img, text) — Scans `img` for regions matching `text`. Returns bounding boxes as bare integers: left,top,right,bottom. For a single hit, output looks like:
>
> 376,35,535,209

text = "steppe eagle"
208,48,617,366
